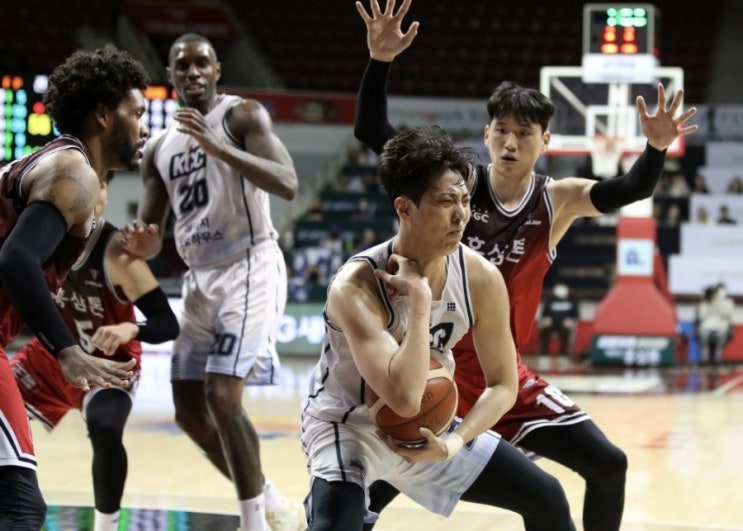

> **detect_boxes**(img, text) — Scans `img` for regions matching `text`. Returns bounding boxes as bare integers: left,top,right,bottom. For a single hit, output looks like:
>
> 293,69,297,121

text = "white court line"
712,372,743,396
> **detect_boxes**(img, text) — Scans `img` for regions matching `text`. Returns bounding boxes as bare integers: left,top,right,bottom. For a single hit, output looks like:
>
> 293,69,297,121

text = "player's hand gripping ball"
366,358,458,447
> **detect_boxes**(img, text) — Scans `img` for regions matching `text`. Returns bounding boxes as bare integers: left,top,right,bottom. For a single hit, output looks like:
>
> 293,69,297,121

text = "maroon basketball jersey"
462,164,555,351
49,221,142,367
0,136,91,345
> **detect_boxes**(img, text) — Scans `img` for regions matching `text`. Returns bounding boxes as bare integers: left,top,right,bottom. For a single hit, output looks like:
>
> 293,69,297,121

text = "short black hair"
486,81,556,133
378,125,474,207
168,33,217,64
44,44,149,136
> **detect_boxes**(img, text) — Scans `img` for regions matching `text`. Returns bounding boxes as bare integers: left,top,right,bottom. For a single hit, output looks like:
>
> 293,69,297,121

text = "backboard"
539,65,686,158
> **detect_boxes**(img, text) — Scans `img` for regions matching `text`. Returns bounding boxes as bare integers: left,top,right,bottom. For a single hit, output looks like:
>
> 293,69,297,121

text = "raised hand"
58,345,136,391
637,84,698,151
356,0,419,62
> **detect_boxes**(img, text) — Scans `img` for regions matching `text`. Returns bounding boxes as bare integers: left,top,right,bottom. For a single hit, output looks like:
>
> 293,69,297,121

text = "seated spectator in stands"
653,172,672,196
667,171,691,197
327,171,365,193
717,204,737,224
538,282,579,368
352,227,379,254
350,196,375,220
696,283,735,365
694,205,712,225
303,197,326,221
691,173,710,194
662,203,684,226
726,175,743,194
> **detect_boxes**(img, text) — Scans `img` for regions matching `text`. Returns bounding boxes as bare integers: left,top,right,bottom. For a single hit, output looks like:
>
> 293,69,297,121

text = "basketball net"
589,135,625,179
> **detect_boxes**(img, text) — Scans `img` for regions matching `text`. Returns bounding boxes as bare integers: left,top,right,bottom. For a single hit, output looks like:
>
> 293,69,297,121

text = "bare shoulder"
462,245,506,295
326,260,381,323
225,98,272,136
24,149,98,214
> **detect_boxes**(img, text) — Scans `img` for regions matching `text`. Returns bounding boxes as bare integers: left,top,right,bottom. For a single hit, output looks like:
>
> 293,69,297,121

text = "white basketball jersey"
154,94,278,268
302,239,475,425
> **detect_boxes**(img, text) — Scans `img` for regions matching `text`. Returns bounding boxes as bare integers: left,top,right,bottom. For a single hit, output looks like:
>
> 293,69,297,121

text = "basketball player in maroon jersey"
353,1,698,530
0,46,148,530
10,175,179,531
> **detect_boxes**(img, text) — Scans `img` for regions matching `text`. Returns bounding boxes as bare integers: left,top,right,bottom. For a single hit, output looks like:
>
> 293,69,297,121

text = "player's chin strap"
444,432,464,460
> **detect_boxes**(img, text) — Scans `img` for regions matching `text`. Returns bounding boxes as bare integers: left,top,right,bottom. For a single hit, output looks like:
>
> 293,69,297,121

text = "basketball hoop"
589,135,624,179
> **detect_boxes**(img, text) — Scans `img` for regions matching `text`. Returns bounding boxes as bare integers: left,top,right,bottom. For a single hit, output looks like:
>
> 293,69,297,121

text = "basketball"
366,357,458,447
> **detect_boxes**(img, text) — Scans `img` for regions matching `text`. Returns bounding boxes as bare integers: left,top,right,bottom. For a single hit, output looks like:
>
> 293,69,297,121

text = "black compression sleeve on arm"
589,142,667,213
353,59,399,155
0,202,77,355
133,286,179,343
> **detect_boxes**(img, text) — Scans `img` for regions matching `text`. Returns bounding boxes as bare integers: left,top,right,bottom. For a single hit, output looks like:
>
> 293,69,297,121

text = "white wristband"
445,432,464,460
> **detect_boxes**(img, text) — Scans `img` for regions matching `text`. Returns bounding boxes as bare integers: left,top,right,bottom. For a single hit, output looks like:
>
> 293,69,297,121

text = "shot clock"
581,4,660,83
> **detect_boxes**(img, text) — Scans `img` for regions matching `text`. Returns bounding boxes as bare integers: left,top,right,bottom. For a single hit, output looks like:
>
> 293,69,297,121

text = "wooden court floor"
32,358,743,531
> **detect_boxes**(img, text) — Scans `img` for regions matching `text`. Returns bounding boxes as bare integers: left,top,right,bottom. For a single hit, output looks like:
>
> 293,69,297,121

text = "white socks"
239,493,266,530
94,509,120,531
263,476,286,512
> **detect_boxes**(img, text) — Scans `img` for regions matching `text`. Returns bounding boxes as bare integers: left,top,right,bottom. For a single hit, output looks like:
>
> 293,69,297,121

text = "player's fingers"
635,95,648,117
355,1,372,23
396,0,412,19
656,83,667,111
677,107,697,123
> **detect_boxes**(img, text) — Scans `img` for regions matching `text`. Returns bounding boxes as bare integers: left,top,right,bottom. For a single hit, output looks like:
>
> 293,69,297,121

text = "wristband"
445,432,464,460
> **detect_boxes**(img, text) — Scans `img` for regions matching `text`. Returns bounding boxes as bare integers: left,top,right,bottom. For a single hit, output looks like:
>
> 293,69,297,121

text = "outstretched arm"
354,0,419,154
552,83,698,220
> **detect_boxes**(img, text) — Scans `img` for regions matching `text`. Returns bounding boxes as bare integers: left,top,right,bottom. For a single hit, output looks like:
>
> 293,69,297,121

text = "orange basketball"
366,358,458,447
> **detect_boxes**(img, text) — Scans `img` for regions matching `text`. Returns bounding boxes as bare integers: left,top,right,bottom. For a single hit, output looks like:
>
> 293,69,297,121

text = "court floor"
33,356,743,531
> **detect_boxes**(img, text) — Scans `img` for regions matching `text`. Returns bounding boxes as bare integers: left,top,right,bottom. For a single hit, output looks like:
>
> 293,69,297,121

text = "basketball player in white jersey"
127,34,304,531
302,126,575,530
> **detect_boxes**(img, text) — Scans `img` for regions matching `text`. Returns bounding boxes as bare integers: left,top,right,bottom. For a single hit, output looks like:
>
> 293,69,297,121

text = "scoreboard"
0,75,179,164
581,3,661,83
583,4,659,56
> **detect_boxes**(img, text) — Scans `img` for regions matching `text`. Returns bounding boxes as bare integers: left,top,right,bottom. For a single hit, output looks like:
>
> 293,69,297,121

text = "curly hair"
44,44,150,135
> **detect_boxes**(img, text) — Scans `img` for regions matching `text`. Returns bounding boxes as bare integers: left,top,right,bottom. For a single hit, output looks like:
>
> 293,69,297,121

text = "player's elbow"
387,391,423,418
162,314,180,341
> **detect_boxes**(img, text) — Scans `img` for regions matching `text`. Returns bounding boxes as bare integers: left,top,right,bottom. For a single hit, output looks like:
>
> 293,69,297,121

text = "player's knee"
88,418,125,446
536,474,571,520
204,382,242,421
602,443,628,479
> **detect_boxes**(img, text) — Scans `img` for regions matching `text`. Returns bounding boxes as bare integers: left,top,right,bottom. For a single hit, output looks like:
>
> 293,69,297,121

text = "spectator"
538,282,580,369
667,171,691,197
303,197,326,221
352,227,380,254
694,205,712,225
696,283,735,365
691,173,710,194
726,175,743,194
662,203,684,226
717,204,737,224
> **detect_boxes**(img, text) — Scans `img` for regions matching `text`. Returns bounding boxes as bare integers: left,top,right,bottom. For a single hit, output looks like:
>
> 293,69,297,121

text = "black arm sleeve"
133,286,179,343
589,142,667,213
0,202,77,355
353,59,399,155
